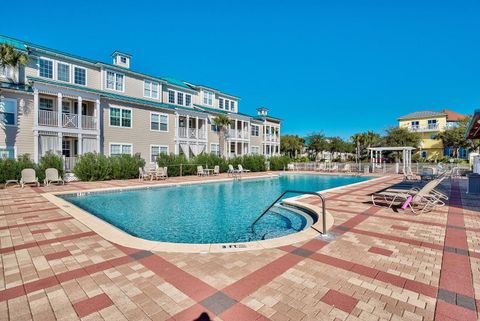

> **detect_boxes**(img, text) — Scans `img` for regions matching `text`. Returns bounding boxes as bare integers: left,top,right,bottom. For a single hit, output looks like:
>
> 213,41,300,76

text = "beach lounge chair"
371,178,446,214
238,165,250,173
228,164,240,177
154,167,167,180
44,168,65,186
163,167,168,178
213,165,220,175
20,169,40,188
197,166,206,176
139,167,150,181
341,164,351,173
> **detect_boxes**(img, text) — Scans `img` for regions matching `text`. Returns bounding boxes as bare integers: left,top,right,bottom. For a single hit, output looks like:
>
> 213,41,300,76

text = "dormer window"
203,90,213,105
120,56,127,64
105,70,124,92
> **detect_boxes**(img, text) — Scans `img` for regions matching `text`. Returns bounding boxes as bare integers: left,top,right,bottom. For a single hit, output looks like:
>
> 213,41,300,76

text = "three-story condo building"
0,35,281,169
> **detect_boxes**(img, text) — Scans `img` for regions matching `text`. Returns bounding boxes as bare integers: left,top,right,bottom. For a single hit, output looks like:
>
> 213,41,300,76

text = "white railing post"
77,96,83,129
57,93,62,128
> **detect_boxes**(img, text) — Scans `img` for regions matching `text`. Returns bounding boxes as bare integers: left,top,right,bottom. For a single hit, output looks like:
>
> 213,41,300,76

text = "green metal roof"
161,77,193,90
0,81,32,92
0,35,28,51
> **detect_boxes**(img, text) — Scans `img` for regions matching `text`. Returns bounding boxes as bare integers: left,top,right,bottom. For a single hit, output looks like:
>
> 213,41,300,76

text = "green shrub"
269,155,292,171
156,153,190,177
235,155,266,172
73,153,111,181
192,153,228,172
38,152,64,181
110,153,145,179
0,154,36,184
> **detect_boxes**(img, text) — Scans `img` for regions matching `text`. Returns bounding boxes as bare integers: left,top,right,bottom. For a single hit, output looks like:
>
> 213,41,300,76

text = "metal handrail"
251,190,326,234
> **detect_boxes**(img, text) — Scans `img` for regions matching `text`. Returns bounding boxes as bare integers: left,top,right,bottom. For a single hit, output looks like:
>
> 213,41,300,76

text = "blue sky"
3,0,480,138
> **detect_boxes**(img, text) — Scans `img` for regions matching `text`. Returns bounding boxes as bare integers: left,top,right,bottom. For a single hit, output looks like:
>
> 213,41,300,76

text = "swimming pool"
60,174,371,244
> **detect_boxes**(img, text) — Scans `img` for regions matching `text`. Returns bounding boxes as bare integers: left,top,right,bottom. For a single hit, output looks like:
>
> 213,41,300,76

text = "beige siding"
101,100,176,163
0,92,34,157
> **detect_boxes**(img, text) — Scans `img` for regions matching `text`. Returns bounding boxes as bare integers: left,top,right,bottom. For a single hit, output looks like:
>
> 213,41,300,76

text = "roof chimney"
111,51,131,69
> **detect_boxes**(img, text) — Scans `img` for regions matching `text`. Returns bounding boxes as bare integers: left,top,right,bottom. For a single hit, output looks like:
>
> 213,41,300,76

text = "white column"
33,90,39,127
57,132,63,156
57,93,62,127
204,117,208,141
195,116,199,139
234,120,237,140
33,130,39,163
175,113,179,139
95,99,101,153
186,115,190,138
78,133,83,155
77,96,83,129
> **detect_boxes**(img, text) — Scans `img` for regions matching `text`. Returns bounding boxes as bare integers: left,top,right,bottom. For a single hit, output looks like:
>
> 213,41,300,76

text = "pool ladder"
250,190,327,236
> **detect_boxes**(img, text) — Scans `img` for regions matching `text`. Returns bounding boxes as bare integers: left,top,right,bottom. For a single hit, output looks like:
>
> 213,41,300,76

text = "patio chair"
154,167,167,180
163,167,168,178
20,169,40,188
197,166,206,177
238,165,251,173
329,164,338,172
44,168,65,186
228,164,240,177
139,167,150,181
213,165,220,175
371,178,446,214
341,164,351,173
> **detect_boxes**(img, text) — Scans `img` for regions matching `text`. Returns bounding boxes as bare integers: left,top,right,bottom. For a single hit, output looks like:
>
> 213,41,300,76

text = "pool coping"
42,173,386,253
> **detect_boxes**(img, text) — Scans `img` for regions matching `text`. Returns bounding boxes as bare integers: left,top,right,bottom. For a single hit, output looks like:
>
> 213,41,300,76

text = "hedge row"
0,152,64,184
73,153,146,181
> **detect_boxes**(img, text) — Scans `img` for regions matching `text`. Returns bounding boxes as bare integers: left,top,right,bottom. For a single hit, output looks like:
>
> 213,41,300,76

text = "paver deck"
0,173,478,320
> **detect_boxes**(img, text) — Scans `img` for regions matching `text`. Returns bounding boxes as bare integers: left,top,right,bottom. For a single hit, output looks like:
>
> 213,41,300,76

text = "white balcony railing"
407,124,441,132
179,127,206,139
38,110,58,127
62,113,78,128
82,115,96,130
265,134,279,142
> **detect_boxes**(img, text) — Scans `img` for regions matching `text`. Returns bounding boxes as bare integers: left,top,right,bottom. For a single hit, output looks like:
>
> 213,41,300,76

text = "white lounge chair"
213,165,220,175
197,166,206,177
139,167,150,181
44,168,64,186
228,164,240,177
154,167,167,180
341,164,351,173
238,165,250,173
20,169,39,188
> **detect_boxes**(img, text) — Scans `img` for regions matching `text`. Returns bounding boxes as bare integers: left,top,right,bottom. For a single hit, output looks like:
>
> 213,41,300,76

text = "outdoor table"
204,169,214,176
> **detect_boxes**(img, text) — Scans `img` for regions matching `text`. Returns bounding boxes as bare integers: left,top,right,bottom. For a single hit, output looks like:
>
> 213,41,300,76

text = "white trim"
143,80,160,99
56,61,71,83
166,88,191,107
150,144,169,163
210,143,220,155
150,112,169,132
108,142,133,156
0,145,17,159
0,98,18,127
251,145,260,155
73,66,88,86
104,69,125,93
108,105,132,128
38,56,54,79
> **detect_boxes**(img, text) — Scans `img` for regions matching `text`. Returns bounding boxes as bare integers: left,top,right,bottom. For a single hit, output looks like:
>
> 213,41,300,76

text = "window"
168,90,175,104
109,106,132,127
0,146,15,159
74,67,86,85
151,113,168,132
144,80,159,99
39,98,54,111
211,124,219,132
110,143,132,156
225,100,229,111
230,101,235,111
57,62,70,82
105,70,124,91
185,94,191,107
120,56,127,64
177,92,184,105
251,125,259,136
210,143,219,156
0,66,12,79
150,145,168,162
203,90,213,105
39,58,53,79
427,119,437,129
420,151,428,158
219,98,224,109
0,99,17,126
251,146,260,155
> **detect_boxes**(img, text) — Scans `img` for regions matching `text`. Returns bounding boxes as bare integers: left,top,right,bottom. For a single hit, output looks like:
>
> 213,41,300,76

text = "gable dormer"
111,51,131,69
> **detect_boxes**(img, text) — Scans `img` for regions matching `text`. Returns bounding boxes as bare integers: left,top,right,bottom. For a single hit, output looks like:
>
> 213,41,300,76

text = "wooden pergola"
368,147,416,173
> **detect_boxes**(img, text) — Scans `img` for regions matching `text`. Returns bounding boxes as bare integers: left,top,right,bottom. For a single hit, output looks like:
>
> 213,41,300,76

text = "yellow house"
398,110,466,159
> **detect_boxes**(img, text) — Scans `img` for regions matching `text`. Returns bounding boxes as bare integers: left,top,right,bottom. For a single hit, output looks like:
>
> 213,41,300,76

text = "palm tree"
0,44,29,82
212,114,232,158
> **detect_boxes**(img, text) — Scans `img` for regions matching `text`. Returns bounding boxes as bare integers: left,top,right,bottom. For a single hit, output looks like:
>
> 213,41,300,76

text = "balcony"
228,129,250,140
179,127,206,140
407,124,442,132
265,134,279,143
38,110,96,130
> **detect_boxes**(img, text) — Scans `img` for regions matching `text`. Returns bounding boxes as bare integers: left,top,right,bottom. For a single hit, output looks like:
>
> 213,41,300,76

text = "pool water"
61,174,371,244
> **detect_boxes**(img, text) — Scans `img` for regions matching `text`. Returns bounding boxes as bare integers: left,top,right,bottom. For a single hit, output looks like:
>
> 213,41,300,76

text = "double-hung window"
168,90,175,104
74,67,86,85
251,125,259,136
110,106,132,128
251,146,259,155
185,94,191,107
230,101,235,112
39,98,54,111
177,92,184,105
150,113,168,132
57,62,70,82
203,90,213,105
427,119,437,130
210,143,219,156
150,145,168,162
219,98,224,109
110,143,132,156
0,98,17,126
225,100,229,111
105,70,124,91
39,58,53,79
144,80,159,99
